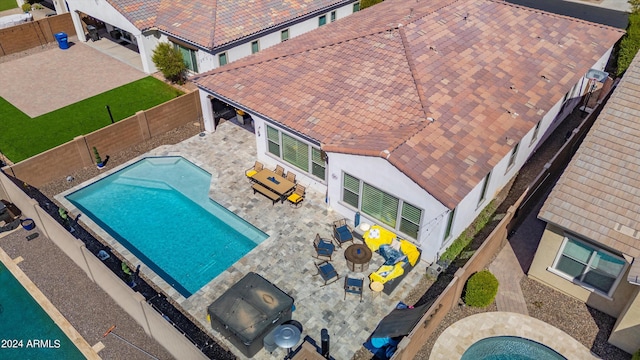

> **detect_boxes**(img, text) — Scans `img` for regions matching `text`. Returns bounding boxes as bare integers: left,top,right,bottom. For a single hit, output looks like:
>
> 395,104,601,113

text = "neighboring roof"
108,0,353,49
193,0,623,209
106,0,160,30
539,53,640,259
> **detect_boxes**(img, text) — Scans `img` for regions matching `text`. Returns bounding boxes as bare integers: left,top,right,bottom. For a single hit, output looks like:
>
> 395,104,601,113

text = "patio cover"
371,304,429,339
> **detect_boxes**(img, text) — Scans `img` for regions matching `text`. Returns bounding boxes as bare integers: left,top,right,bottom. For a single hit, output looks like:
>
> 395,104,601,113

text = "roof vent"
540,75,550,82
380,149,391,159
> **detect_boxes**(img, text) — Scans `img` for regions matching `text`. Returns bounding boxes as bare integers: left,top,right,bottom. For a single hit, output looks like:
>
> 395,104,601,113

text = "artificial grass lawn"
0,0,18,11
0,76,182,162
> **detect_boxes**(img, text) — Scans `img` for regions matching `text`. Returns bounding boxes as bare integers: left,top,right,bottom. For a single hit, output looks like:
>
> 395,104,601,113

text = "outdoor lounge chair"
275,165,285,177
332,219,354,248
285,171,296,183
314,233,335,261
286,184,306,208
344,276,364,302
245,161,263,180
314,261,339,286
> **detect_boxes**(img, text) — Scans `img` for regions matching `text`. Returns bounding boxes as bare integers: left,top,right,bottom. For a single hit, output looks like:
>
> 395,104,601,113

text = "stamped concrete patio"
56,120,425,360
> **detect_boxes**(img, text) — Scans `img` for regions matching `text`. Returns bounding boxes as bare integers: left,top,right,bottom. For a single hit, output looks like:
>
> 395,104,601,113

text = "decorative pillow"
379,244,407,266
399,240,420,266
390,238,401,251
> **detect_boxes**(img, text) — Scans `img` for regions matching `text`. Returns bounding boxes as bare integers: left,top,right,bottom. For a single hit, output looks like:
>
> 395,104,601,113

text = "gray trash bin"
87,25,99,41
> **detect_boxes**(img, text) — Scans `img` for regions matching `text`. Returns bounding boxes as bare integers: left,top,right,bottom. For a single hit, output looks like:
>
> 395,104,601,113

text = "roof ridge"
486,0,624,33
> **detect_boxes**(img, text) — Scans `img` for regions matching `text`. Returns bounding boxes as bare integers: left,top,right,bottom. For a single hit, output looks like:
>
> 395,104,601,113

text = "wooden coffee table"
344,243,372,272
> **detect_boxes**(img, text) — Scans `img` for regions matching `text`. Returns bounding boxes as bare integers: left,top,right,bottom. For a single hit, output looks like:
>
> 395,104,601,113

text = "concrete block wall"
7,91,201,188
0,13,75,56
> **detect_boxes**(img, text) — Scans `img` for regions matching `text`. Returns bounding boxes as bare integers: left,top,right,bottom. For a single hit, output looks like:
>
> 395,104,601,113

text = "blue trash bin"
54,32,69,50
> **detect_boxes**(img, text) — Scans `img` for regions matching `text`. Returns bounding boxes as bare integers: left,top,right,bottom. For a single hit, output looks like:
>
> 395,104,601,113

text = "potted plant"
93,147,104,169
22,3,32,12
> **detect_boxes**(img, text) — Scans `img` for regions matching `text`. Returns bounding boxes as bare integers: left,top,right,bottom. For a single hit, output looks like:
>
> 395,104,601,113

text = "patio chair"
275,165,285,177
245,161,263,181
332,219,354,248
344,276,364,302
287,184,306,208
285,171,296,183
314,233,335,261
314,261,339,286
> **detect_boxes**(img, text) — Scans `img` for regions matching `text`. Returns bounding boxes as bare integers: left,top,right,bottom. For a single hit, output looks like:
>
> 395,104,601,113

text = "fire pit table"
344,243,372,272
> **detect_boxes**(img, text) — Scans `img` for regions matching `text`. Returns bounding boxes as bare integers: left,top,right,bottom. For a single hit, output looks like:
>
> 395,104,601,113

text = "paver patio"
0,39,145,117
56,120,426,360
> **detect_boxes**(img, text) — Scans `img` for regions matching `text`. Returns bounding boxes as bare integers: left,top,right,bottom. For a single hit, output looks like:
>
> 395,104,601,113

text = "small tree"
151,42,187,84
617,11,640,76
361,0,384,10
93,147,102,165
463,270,499,307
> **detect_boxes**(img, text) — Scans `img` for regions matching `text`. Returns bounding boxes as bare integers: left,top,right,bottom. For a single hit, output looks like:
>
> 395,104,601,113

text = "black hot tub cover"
207,272,294,343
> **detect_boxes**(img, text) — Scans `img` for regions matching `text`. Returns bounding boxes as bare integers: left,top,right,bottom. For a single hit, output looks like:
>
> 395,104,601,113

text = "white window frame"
506,142,519,172
341,172,423,239
443,208,456,241
251,40,260,54
265,125,326,181
548,236,627,298
281,29,290,42
218,52,228,66
530,120,541,146
173,42,198,72
477,172,491,207
319,14,327,27
353,2,360,12
330,11,336,22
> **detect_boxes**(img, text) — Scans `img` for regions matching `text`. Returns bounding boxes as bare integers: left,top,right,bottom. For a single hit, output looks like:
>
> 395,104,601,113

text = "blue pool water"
66,157,267,297
0,262,85,360
461,336,566,360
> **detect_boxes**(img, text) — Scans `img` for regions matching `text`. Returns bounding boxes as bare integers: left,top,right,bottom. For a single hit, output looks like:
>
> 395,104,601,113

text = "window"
265,125,325,180
506,142,519,171
311,148,326,180
173,43,198,72
218,52,228,66
362,183,399,228
282,133,309,172
552,237,626,295
353,2,360,12
399,202,421,239
281,29,290,42
343,174,360,208
342,173,422,239
530,120,541,145
478,172,490,206
444,208,456,240
319,15,327,27
251,40,260,54
330,11,336,22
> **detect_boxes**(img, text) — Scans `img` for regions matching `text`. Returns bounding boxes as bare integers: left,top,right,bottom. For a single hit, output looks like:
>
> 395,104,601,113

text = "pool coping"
429,311,599,359
55,152,273,307
0,244,100,360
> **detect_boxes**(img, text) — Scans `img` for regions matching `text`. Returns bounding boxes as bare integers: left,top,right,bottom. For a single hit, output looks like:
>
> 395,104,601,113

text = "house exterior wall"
66,0,140,42
529,223,636,318
197,49,615,264
192,2,359,73
609,286,640,354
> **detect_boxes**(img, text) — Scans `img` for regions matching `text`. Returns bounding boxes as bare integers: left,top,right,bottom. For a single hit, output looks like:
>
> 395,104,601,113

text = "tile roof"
107,0,160,30
539,53,640,258
193,0,623,209
151,0,350,49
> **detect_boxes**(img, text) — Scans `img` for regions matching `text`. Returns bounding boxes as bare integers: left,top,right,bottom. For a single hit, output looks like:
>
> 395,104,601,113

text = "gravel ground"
0,228,175,360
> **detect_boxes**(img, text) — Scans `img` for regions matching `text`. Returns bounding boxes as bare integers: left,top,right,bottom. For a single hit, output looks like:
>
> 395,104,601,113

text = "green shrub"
440,200,496,262
92,147,102,165
151,42,187,84
617,12,640,76
464,270,499,307
21,3,31,12
361,0,384,10
632,348,640,360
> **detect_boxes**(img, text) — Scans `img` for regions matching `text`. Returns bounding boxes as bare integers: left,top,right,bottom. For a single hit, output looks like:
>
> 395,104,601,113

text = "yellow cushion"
246,169,258,177
288,193,302,203
399,240,420,266
363,225,396,251
369,263,405,284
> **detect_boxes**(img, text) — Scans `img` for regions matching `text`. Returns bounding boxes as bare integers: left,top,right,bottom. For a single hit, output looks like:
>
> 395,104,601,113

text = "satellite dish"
586,69,608,82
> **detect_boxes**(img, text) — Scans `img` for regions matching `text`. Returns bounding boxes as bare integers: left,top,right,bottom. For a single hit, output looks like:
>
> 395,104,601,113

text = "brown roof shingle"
540,53,640,258
193,0,623,209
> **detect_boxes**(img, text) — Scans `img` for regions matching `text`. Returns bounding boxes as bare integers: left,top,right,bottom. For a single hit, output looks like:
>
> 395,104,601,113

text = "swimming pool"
65,156,267,297
0,262,85,360
461,336,566,360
